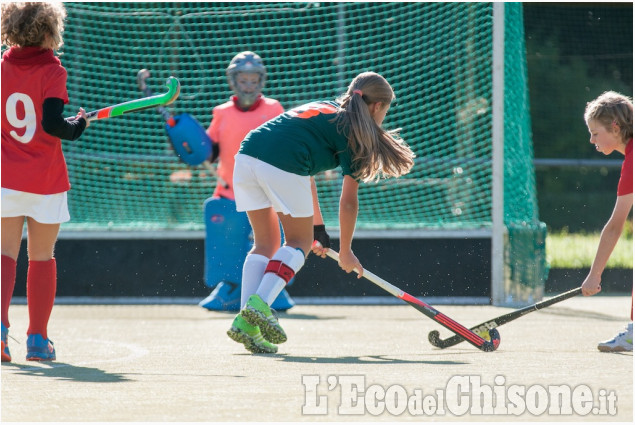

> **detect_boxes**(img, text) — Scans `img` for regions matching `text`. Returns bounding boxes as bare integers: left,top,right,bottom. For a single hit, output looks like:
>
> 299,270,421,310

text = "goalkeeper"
199,52,291,311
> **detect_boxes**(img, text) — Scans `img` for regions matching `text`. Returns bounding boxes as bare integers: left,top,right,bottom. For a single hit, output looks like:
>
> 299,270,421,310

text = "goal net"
5,3,548,302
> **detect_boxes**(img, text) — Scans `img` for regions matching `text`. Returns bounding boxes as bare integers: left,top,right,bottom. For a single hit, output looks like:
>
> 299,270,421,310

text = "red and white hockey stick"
315,243,500,352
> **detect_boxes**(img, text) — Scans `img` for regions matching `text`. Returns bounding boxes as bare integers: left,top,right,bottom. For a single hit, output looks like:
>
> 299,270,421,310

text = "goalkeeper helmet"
226,51,267,107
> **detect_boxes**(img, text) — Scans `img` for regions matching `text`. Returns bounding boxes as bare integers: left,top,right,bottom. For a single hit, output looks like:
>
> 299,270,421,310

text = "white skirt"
1,187,70,224
233,154,313,217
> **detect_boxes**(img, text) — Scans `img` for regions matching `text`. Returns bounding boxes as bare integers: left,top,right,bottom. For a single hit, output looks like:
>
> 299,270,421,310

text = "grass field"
547,228,633,269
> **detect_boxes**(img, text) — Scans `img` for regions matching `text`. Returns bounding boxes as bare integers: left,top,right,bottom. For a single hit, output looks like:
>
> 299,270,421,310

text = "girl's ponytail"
336,72,414,182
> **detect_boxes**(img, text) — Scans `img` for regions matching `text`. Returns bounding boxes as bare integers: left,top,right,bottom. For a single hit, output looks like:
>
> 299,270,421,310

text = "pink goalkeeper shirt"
206,95,283,199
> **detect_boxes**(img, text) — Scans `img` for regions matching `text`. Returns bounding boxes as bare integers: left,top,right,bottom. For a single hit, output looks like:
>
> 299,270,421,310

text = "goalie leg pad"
204,197,252,288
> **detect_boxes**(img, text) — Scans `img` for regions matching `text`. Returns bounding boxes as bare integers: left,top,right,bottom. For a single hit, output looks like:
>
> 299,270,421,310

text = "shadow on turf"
202,311,332,321
268,354,467,365
4,362,130,383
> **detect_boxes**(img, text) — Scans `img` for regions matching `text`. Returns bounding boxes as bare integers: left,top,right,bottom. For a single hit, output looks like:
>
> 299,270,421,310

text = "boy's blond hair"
584,91,633,143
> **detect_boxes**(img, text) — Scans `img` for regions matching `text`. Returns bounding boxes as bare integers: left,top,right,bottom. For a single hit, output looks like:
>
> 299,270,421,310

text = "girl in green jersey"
228,72,415,353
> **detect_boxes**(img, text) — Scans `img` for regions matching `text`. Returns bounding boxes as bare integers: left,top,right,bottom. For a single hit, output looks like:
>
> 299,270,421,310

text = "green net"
501,5,548,295
7,3,541,237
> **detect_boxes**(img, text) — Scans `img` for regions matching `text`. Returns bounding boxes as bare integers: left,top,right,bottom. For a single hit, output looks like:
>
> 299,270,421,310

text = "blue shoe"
26,334,56,361
199,281,241,311
200,281,295,313
271,289,295,312
1,323,10,362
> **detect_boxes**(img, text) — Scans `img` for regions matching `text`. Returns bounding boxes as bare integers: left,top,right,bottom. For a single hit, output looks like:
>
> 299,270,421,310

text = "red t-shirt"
617,139,633,196
206,95,283,199
1,47,70,194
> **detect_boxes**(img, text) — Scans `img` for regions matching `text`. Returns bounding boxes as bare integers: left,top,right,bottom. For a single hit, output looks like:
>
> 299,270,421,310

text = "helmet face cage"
226,51,267,106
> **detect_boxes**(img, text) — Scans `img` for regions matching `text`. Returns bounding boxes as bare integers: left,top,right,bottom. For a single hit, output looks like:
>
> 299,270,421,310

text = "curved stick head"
136,69,151,90
482,328,501,352
164,76,181,105
428,330,442,346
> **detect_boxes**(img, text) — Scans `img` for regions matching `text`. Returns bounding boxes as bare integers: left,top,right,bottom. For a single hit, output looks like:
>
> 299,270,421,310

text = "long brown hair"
335,72,415,182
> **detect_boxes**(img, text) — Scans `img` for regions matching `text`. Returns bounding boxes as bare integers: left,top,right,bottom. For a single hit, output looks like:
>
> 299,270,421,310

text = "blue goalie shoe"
199,281,295,312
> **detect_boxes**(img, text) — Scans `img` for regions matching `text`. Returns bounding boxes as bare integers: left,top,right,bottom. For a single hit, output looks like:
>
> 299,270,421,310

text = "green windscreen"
33,3,539,236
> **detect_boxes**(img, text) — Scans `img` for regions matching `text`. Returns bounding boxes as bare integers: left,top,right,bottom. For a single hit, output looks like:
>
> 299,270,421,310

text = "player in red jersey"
1,2,88,362
580,91,633,352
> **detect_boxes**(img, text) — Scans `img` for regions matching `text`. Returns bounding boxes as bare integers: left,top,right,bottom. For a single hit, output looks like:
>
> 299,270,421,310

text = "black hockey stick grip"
428,287,582,348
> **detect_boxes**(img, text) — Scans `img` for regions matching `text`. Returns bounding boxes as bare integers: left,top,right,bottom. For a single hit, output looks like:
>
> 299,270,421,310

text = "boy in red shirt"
581,91,633,352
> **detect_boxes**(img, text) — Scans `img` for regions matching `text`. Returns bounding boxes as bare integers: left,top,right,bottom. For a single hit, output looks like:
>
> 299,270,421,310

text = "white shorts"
1,188,70,224
233,154,313,217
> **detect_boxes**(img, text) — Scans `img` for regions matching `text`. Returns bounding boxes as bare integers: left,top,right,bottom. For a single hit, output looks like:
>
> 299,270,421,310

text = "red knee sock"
26,259,57,339
1,255,17,328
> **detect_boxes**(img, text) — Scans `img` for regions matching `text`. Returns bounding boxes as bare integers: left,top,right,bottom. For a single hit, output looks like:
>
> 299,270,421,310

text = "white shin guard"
256,246,305,305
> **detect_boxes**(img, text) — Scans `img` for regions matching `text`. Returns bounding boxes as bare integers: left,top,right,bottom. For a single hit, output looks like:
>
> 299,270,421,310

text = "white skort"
1,187,70,224
233,153,313,217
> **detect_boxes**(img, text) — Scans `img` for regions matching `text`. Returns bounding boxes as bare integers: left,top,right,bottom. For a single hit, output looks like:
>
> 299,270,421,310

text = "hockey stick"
136,69,228,189
82,76,180,122
136,69,177,126
316,244,500,352
428,287,582,349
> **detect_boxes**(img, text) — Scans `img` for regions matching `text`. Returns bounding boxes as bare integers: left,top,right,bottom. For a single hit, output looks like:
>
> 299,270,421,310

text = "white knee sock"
241,253,270,309
256,246,305,305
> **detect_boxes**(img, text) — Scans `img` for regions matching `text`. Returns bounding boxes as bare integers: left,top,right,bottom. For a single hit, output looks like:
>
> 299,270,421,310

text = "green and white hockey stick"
81,76,180,122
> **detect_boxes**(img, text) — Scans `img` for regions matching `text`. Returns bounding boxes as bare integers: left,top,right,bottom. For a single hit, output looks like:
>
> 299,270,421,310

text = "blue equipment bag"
166,113,212,166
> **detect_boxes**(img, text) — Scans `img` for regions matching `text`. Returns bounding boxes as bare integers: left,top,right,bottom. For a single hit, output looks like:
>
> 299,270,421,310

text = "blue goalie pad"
203,197,296,311
204,196,296,288
166,113,212,166
204,197,251,287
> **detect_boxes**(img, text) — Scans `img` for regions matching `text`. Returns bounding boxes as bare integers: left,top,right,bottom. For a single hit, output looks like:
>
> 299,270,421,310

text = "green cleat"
227,314,278,354
241,294,287,344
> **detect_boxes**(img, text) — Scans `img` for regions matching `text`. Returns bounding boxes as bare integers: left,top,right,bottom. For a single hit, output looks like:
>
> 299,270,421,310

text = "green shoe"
227,315,278,354
241,294,287,344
